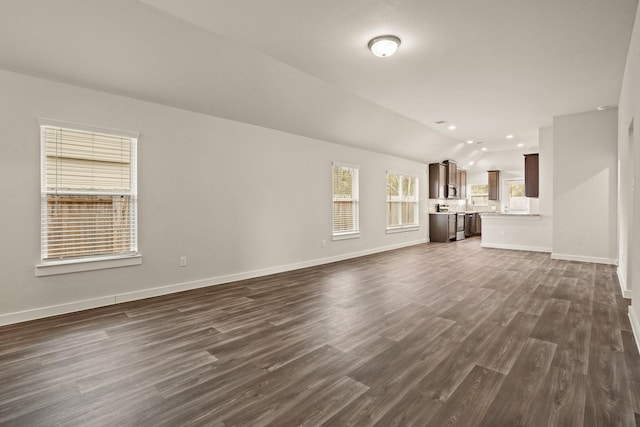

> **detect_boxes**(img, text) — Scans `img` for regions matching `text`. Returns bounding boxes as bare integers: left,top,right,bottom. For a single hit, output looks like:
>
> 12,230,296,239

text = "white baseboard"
617,268,633,299
629,306,640,355
0,239,427,327
480,242,552,253
550,252,617,265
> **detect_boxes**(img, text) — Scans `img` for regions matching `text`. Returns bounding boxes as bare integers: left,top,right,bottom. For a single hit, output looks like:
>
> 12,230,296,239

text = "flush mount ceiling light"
368,35,401,58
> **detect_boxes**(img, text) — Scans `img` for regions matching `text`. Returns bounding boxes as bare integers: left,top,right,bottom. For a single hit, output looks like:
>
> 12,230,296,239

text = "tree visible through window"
332,163,359,235
470,184,489,207
387,172,419,229
41,122,138,261
506,181,528,212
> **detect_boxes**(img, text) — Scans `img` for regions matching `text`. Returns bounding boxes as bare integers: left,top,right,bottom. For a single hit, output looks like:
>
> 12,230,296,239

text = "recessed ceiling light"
466,140,474,144
517,143,524,147
368,35,401,58
481,147,488,151
469,161,475,165
448,125,456,130
475,141,484,145
506,134,514,139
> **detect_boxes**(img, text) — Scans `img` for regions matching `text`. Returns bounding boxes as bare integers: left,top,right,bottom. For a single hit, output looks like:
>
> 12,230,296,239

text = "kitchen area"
427,160,489,243
428,154,541,247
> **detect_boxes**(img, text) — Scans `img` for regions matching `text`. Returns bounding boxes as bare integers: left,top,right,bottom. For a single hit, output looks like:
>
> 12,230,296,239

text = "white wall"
552,109,618,264
0,69,430,324
619,4,640,331
480,215,552,252
478,127,553,252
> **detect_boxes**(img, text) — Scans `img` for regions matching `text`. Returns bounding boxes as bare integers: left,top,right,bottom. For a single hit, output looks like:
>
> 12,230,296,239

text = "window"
386,172,419,231
332,162,359,238
505,180,529,212
470,184,489,207
39,120,139,272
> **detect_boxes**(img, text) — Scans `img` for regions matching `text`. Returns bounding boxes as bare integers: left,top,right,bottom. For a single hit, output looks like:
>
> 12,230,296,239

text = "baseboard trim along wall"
629,306,640,355
480,242,552,253
550,252,617,265
617,268,633,299
0,238,427,327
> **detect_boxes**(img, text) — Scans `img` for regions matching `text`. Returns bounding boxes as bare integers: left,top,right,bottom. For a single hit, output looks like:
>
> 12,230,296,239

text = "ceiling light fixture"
466,140,474,144
469,161,475,165
368,35,401,58
517,143,524,147
481,147,488,151
448,125,456,130
506,134,514,139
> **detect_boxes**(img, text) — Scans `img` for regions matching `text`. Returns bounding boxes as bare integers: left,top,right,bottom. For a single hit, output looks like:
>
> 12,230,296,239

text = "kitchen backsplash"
428,199,499,213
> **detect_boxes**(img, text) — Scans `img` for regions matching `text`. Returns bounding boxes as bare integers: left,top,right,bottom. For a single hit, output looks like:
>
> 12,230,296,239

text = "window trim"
386,170,420,231
332,161,360,239
37,118,141,276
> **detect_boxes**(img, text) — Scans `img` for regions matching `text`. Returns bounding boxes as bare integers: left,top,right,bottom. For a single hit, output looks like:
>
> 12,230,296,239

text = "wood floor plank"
424,365,505,427
476,312,539,374
522,366,586,426
585,345,636,426
417,318,503,403
591,302,624,352
264,376,369,427
551,303,592,375
0,238,638,426
479,338,556,427
529,298,571,344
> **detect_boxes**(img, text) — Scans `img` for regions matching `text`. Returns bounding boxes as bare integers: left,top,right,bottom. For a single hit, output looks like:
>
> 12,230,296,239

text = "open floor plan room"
0,239,637,426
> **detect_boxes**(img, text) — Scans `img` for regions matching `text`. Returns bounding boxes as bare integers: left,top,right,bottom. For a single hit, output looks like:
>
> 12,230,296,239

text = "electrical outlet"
179,256,187,267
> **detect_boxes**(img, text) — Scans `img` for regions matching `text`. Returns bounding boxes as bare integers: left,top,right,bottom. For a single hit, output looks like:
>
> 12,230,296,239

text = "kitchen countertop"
481,212,540,216
480,213,541,220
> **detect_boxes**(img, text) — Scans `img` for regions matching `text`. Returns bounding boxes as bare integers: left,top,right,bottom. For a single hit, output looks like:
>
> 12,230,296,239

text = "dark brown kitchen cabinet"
488,170,500,200
428,163,447,199
429,213,456,243
459,169,467,199
443,160,458,199
524,153,539,198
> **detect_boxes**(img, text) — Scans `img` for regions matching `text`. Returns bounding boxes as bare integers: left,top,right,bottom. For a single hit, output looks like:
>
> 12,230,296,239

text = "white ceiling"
0,0,637,170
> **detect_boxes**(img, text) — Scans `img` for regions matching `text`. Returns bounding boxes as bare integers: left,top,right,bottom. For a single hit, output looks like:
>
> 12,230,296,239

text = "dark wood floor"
1,237,639,426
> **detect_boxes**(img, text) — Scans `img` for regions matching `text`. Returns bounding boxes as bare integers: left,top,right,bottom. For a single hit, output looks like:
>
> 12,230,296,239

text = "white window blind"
332,163,359,235
386,172,419,229
41,123,138,261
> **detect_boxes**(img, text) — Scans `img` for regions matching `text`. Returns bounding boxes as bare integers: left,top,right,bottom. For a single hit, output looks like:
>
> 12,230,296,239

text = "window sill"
386,226,420,234
332,232,361,241
36,254,142,277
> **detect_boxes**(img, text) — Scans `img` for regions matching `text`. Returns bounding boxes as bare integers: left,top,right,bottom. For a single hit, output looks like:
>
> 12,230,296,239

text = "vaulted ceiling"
0,0,636,169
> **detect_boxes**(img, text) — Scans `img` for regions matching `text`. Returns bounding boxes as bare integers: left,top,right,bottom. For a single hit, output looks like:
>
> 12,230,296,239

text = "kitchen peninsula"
480,213,551,253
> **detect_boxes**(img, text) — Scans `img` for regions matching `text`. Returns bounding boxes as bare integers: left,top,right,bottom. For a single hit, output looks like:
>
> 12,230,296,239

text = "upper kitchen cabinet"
443,160,458,199
524,153,539,198
488,170,500,200
458,169,467,199
429,161,463,199
428,163,447,199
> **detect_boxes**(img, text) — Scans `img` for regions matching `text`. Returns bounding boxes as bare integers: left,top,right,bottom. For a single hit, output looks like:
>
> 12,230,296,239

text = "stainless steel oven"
456,213,465,240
